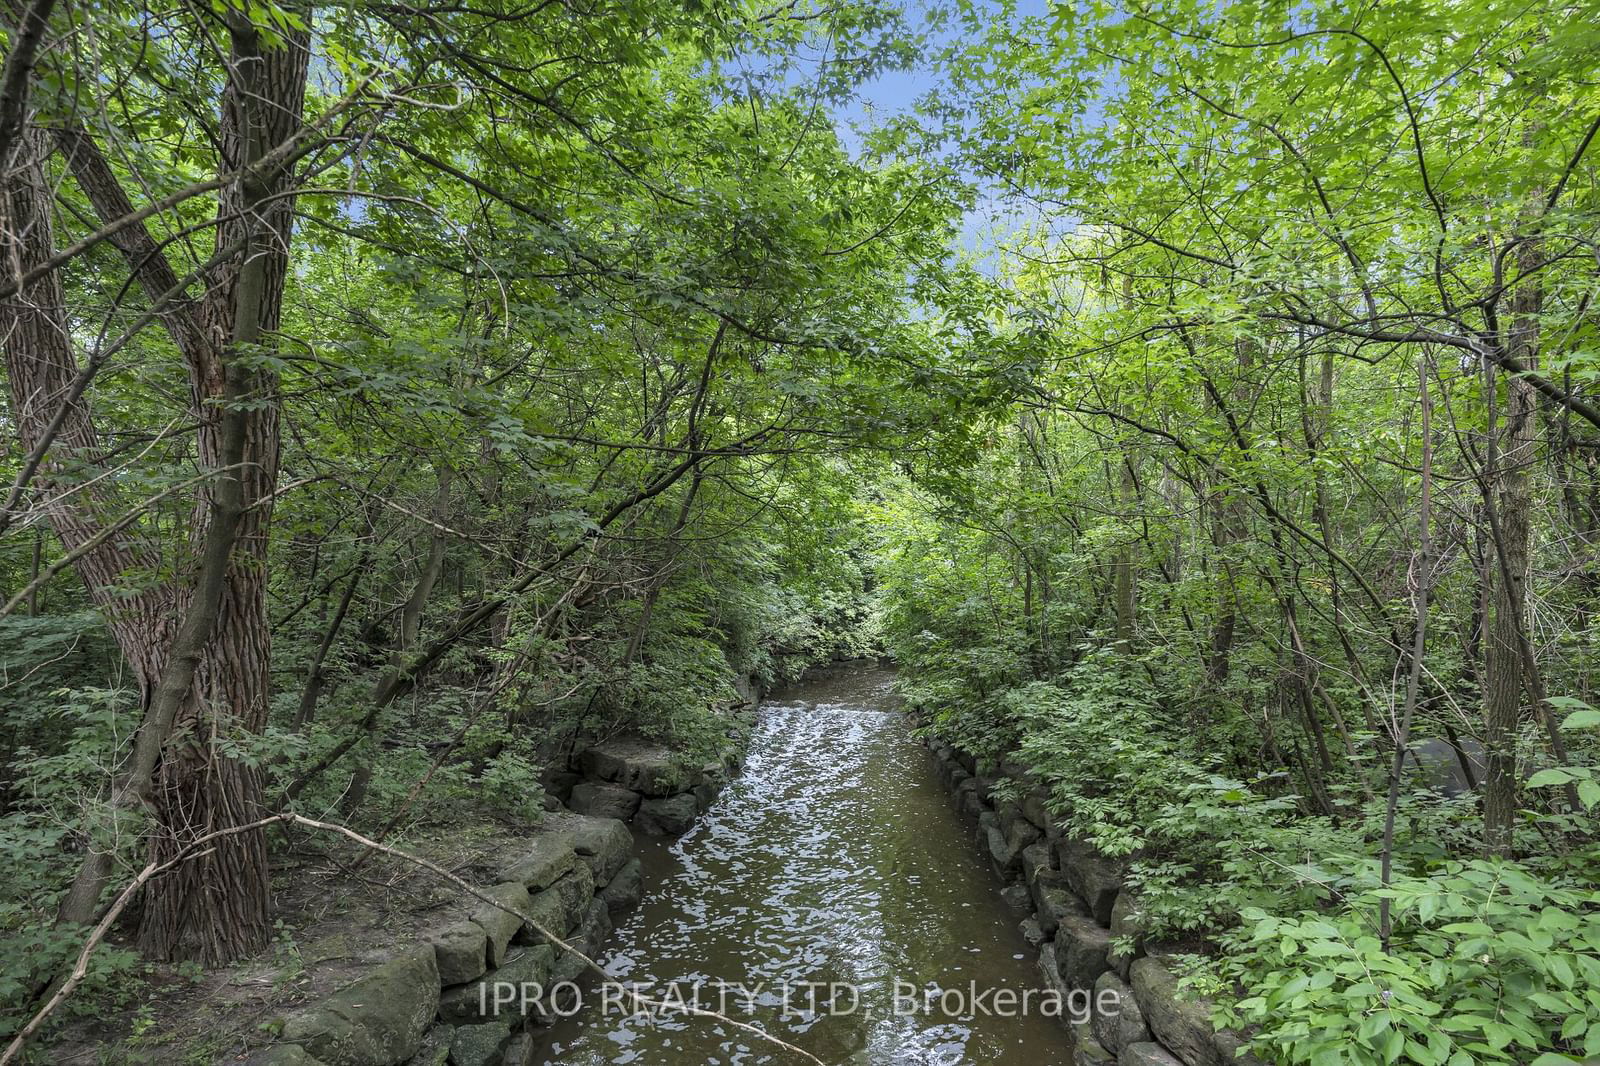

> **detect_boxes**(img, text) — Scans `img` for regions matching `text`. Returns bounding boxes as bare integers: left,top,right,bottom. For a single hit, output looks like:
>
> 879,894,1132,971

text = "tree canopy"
2,0,1599,1061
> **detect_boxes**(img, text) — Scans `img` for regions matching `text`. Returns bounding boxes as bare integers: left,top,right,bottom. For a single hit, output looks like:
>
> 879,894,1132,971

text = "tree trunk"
341,466,453,814
1112,452,1136,654
1481,231,1542,858
1482,386,1534,857
1,125,179,927
293,562,365,729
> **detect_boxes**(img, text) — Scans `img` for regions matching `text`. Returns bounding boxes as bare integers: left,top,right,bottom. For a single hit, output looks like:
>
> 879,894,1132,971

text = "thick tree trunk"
10,10,309,959
1,127,178,926
0,129,172,689
133,359,264,960
134,12,309,961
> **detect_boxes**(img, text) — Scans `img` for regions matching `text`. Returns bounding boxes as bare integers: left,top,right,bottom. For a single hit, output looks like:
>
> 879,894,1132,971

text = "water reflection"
535,666,1072,1065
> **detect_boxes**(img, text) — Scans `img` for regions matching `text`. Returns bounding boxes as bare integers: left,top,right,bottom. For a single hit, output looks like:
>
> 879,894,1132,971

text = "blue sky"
719,0,1069,265
830,0,1061,261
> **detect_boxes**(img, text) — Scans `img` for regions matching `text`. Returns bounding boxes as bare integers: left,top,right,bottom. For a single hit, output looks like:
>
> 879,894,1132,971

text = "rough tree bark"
0,7,310,961
0,126,176,927
133,12,310,962
1481,234,1541,858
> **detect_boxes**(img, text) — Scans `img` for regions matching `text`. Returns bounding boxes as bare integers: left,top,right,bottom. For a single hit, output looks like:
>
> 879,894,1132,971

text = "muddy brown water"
534,665,1073,1065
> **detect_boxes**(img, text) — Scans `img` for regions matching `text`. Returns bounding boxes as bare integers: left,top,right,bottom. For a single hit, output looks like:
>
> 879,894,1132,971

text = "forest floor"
45,817,547,1066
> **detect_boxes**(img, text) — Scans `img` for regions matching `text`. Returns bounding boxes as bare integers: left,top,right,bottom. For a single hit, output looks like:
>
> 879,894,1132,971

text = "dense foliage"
0,0,983,1052
2,0,1598,1061
877,0,1600,1062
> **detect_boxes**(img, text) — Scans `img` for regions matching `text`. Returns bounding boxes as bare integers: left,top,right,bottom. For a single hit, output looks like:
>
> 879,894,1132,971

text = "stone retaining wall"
250,811,643,1066
547,733,746,836
924,737,1263,1066
252,691,762,1066
547,684,759,837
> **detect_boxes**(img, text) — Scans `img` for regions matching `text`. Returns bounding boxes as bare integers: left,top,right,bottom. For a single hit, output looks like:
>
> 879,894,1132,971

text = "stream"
534,665,1073,1065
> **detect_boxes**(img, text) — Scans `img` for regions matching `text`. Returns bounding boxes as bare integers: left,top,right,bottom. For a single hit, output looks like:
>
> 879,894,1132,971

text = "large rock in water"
994,799,1027,838
580,896,614,952
1032,881,1087,939
578,738,696,797
567,781,642,821
1004,813,1043,855
986,825,1022,876
981,811,1021,877
553,898,614,984
1055,914,1114,989
599,858,643,915
1037,942,1069,1000
502,1031,540,1066
1072,1018,1115,1066
635,792,698,835
1130,957,1223,1066
692,764,727,811
1000,883,1033,912
278,945,439,1065
1020,842,1056,889
448,1019,515,1066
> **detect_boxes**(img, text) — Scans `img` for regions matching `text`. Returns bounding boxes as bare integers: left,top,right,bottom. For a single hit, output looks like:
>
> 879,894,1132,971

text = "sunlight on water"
535,666,1073,1065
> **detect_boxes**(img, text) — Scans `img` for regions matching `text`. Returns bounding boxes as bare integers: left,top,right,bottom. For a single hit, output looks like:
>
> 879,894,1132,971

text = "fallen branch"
2,812,825,1066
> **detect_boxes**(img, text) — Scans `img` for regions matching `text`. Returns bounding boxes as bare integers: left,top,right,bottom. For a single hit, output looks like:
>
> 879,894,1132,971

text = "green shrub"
1219,860,1600,1065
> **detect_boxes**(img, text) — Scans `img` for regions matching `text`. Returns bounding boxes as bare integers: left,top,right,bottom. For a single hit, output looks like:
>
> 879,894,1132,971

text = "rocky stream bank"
242,704,756,1066
923,736,1265,1066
